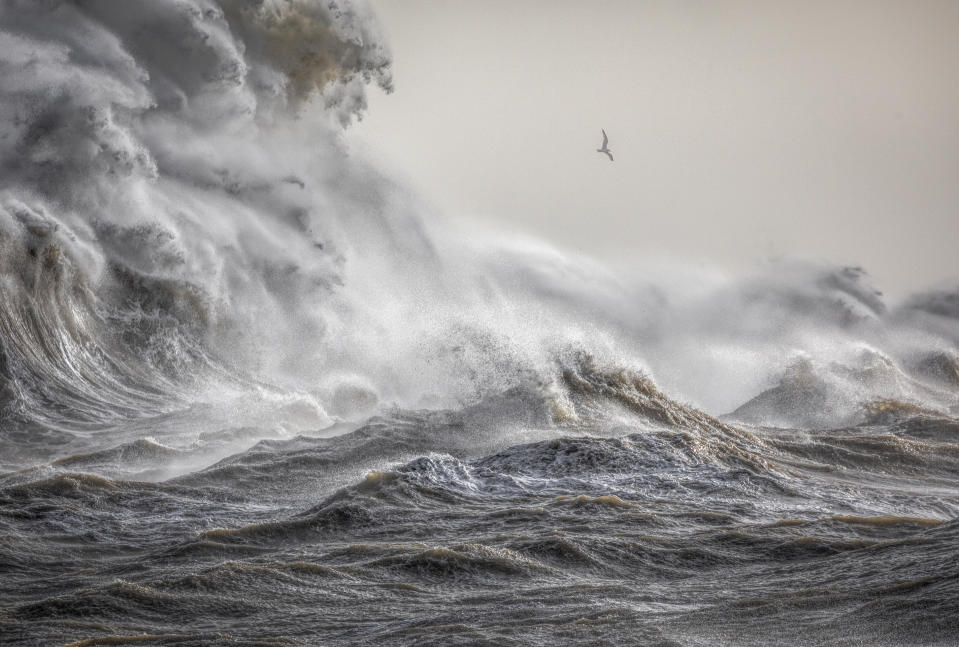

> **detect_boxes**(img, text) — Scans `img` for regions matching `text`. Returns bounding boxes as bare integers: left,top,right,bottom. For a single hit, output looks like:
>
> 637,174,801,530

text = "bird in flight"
597,129,613,161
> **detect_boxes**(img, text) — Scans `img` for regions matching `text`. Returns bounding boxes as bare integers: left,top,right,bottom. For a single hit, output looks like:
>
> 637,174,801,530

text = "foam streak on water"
1,2,958,646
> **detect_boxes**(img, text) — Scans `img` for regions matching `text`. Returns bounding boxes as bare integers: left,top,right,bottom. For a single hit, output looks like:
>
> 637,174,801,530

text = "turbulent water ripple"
3,365,959,645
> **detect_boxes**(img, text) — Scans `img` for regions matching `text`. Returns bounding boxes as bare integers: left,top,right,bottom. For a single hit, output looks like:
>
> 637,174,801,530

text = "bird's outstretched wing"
601,129,608,148
605,151,614,161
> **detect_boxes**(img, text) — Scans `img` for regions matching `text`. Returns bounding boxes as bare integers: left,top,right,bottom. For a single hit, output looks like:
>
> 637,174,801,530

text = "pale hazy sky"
351,0,959,297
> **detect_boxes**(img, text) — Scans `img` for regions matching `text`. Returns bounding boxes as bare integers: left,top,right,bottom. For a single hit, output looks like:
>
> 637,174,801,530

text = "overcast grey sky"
351,0,959,297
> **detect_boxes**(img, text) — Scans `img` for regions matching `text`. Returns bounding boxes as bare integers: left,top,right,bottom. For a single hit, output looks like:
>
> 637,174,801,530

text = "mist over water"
1,2,958,645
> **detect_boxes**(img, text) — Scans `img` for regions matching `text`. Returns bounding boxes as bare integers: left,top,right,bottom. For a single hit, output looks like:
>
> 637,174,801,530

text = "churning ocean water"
1,2,959,646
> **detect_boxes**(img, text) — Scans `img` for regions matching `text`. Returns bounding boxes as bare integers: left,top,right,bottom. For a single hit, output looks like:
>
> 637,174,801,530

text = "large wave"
0,0,956,463
0,0,407,430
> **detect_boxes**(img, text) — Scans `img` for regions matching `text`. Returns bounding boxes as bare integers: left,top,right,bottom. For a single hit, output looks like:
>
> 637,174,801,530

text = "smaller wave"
825,515,944,528
360,543,554,583
910,351,959,390
726,350,955,430
50,438,181,472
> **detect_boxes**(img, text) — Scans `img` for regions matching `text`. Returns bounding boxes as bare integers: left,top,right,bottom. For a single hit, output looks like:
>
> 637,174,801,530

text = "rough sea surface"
2,2,959,646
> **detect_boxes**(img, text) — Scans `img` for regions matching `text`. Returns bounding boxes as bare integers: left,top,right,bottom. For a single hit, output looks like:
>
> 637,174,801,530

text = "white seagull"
597,128,613,161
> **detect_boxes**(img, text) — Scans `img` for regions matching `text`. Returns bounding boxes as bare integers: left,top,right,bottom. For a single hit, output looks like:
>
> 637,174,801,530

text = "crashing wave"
0,0,957,469
726,348,956,430
0,0,408,433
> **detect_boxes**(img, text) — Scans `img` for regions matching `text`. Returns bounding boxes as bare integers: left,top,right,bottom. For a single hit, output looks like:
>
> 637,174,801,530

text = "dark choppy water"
3,363,959,646
2,1,959,645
